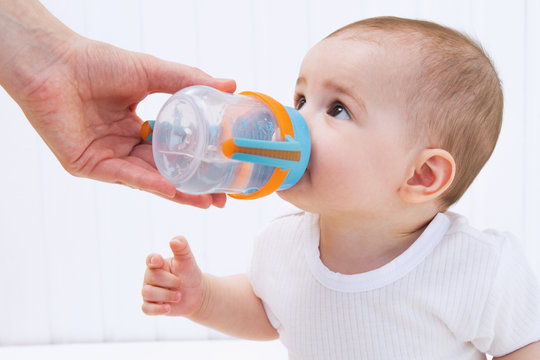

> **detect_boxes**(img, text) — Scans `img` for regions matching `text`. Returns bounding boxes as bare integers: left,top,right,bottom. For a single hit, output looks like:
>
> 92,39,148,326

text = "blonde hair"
328,17,503,210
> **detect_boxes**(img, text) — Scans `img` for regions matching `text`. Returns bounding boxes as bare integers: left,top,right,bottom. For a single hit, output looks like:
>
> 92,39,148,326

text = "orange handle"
227,91,294,200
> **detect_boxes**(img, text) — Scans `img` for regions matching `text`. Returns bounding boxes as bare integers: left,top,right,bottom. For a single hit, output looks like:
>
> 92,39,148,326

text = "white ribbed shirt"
248,211,540,360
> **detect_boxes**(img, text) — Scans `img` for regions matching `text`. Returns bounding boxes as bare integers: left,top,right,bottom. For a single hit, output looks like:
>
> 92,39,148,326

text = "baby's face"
279,36,419,218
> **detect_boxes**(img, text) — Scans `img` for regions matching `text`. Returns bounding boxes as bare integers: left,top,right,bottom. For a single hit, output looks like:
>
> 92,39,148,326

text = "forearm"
0,0,76,99
189,274,279,340
493,341,540,360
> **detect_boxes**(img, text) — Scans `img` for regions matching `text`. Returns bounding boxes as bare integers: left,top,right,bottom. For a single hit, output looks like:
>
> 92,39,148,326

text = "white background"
0,0,538,348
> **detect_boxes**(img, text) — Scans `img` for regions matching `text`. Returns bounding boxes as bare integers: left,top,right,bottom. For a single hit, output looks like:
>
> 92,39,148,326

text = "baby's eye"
295,96,306,110
328,102,351,120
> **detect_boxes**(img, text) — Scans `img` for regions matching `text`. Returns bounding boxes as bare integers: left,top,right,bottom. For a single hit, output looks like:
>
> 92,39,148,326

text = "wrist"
187,273,215,323
0,0,79,100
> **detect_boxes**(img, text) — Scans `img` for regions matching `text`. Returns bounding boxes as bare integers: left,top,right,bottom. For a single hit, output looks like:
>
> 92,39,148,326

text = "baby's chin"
276,188,293,202
276,172,310,208
276,188,315,214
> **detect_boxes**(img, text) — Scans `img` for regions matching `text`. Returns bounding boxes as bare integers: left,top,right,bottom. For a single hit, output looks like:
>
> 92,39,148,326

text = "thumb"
140,54,237,94
169,236,196,263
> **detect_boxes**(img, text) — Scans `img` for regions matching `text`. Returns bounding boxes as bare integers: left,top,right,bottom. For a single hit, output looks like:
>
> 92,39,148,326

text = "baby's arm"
493,341,540,360
142,237,278,340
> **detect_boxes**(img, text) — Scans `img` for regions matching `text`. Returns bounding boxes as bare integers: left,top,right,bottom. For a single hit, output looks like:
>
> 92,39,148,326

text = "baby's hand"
142,237,205,317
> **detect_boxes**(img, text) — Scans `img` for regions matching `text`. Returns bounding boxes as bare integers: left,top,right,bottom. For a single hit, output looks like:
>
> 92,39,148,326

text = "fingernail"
175,292,181,301
155,188,176,199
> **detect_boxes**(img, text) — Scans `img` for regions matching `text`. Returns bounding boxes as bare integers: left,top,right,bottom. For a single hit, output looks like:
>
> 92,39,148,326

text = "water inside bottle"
158,109,279,195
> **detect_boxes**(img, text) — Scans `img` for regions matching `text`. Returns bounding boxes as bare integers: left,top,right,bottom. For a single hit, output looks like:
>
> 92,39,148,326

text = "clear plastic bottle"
144,85,310,199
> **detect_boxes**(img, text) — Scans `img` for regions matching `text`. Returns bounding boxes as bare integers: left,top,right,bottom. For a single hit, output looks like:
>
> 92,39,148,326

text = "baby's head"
279,17,503,220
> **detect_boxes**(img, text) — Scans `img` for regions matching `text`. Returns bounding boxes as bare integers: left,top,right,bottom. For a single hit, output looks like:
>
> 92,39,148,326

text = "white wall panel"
0,89,51,345
0,0,538,346
139,0,199,64
196,1,255,88
524,0,540,275
39,162,104,343
250,0,310,104
94,185,155,341
82,0,144,52
472,0,526,237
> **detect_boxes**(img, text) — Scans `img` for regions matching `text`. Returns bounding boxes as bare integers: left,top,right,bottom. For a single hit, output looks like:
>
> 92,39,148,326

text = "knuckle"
190,66,210,79
169,291,179,302
145,271,157,284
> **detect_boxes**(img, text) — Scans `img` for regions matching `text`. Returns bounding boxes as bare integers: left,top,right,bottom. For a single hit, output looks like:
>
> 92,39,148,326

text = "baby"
141,17,540,359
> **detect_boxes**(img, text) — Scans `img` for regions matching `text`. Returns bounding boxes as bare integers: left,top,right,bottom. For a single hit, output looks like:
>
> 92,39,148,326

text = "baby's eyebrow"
323,79,367,114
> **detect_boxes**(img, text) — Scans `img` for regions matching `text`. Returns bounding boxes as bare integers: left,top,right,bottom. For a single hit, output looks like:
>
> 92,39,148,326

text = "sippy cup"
141,85,310,199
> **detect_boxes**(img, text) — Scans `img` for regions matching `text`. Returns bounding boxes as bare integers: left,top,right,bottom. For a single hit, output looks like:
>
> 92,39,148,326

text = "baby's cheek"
310,131,354,183
313,152,349,188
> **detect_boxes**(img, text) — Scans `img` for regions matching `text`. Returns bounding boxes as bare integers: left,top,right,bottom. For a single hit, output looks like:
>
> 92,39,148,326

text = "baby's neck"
318,212,434,275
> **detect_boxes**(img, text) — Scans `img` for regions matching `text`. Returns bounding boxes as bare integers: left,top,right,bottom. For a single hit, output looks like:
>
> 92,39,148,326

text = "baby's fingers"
146,253,165,269
141,284,181,303
144,268,181,289
141,302,171,316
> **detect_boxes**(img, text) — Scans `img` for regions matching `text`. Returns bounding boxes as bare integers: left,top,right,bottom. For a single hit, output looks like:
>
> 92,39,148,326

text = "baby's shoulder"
445,212,519,248
429,213,540,352
440,212,527,270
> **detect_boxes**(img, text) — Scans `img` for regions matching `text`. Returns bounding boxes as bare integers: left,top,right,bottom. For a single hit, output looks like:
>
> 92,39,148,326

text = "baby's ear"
399,149,456,204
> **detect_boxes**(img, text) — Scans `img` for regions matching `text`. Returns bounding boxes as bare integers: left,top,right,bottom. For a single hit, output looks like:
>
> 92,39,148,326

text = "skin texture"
493,341,540,360
0,0,236,208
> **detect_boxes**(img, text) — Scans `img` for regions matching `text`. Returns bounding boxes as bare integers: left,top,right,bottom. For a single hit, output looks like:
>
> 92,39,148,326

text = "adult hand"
19,38,235,208
0,0,235,208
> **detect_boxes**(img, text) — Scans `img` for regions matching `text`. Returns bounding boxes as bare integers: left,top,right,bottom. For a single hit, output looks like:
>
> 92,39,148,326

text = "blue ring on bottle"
278,106,311,190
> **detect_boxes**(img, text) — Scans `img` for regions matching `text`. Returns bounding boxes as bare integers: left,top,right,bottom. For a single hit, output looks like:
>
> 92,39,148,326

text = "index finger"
146,253,164,269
